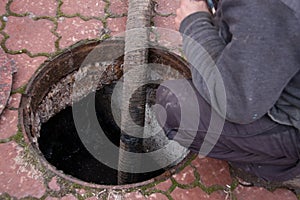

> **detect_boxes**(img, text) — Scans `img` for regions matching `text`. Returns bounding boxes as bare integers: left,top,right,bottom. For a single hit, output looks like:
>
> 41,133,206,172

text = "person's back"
217,0,300,130
180,0,300,127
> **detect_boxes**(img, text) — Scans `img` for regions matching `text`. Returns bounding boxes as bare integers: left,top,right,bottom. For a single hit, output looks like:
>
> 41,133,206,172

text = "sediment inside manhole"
20,40,192,186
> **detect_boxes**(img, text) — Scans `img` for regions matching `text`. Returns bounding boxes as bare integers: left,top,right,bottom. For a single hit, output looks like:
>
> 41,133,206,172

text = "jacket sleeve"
179,0,300,124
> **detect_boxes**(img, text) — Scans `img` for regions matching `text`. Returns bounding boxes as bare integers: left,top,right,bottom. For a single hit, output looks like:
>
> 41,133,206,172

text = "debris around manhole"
2,16,8,22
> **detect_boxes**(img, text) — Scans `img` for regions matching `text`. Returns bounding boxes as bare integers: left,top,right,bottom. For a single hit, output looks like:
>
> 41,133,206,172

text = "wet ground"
0,0,299,199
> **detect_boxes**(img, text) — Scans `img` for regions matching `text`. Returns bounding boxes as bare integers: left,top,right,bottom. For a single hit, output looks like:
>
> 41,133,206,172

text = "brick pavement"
0,0,299,199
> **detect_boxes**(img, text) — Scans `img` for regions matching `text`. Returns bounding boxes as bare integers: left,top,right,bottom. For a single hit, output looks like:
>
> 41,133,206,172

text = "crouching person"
155,0,300,192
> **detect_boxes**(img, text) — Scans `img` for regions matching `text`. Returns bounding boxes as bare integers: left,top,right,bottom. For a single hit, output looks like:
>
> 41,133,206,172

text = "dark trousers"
155,79,300,182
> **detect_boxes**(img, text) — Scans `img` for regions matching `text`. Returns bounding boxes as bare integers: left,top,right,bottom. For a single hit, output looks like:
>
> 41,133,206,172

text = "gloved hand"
175,0,210,30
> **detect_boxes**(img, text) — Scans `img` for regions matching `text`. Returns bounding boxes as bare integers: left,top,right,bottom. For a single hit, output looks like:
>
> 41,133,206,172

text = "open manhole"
19,39,192,187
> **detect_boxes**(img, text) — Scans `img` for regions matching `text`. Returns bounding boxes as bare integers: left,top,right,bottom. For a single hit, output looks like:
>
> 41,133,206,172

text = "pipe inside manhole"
20,39,192,187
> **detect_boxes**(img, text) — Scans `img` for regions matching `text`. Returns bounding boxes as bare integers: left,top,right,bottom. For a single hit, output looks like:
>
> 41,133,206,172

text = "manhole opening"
20,40,192,186
39,83,166,185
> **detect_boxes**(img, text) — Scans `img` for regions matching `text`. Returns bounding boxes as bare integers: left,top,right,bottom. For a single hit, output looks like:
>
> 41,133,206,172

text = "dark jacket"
179,0,300,129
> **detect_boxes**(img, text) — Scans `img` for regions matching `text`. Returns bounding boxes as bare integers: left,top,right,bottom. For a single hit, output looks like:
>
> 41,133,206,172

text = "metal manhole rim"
18,39,193,189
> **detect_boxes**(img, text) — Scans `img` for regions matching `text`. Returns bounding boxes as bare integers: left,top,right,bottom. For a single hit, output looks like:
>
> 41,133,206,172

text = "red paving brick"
0,109,18,139
153,0,179,30
0,142,46,198
48,177,60,192
109,0,128,16
61,0,105,17
7,93,21,108
107,17,127,36
0,0,8,16
173,165,196,185
147,193,169,200
61,194,77,200
124,191,146,200
192,156,232,187
4,16,56,54
153,16,177,30
171,187,226,200
10,0,57,17
234,185,298,200
57,17,102,49
155,179,172,191
45,197,59,200
155,0,180,14
10,54,46,89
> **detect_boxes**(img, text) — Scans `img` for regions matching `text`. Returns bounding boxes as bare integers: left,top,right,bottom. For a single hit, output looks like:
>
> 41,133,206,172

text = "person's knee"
155,79,188,108
156,84,176,107
155,81,182,131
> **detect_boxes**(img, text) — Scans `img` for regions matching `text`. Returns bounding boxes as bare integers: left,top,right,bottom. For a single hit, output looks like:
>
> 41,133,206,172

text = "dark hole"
38,83,165,185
